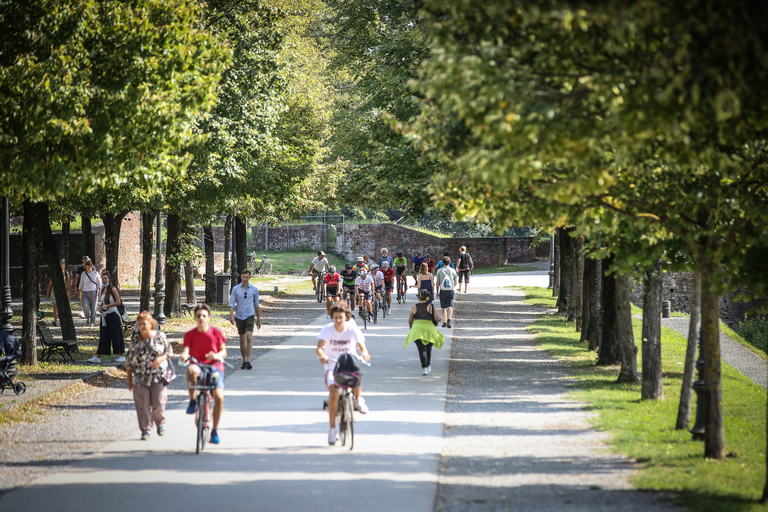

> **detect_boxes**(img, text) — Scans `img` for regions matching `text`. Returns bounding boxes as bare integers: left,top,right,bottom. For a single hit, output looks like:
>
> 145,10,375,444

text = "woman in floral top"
125,311,173,440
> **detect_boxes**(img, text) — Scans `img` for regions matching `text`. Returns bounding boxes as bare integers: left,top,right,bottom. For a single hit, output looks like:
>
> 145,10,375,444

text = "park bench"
122,318,136,336
181,303,197,316
37,323,78,363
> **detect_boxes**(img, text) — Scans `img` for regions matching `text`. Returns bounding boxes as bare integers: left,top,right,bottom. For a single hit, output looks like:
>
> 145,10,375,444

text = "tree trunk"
61,219,70,262
164,214,184,317
203,224,216,304
568,235,584,326
223,214,232,273
81,215,94,261
698,244,725,459
101,211,129,289
38,203,77,344
236,216,247,277
552,228,560,298
581,257,602,350
598,255,622,366
641,260,664,399
21,201,39,365
616,274,639,383
676,271,701,429
557,227,573,314
140,212,155,312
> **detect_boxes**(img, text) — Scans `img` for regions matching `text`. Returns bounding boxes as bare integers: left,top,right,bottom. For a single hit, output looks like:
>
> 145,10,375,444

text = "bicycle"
372,290,383,324
248,253,273,277
357,299,368,330
324,355,370,451
181,356,233,454
396,272,407,304
315,271,326,303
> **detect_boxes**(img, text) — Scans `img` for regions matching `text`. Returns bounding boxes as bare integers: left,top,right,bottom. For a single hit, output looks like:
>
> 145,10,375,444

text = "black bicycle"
315,271,326,303
372,290,382,324
325,355,370,451
248,253,273,277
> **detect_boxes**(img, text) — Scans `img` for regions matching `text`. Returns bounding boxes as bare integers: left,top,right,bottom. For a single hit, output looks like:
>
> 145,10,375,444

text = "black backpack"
333,352,363,387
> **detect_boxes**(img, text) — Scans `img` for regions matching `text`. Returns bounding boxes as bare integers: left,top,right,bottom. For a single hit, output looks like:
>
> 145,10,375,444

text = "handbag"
160,359,177,385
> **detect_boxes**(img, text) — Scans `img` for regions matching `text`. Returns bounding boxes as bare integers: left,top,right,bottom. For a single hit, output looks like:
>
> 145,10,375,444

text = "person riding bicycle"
394,251,408,294
355,268,374,321
180,304,227,445
411,251,425,286
316,301,371,445
323,265,341,318
309,251,329,291
340,263,358,313
380,261,395,307
423,253,436,274
378,248,393,269
370,264,385,309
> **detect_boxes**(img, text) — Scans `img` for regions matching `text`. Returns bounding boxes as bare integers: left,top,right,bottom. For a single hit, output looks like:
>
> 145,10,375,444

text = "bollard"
662,300,671,318
274,286,279,293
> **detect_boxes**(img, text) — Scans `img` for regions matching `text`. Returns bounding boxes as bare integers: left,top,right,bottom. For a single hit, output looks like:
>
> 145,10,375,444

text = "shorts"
326,286,339,298
311,268,322,277
374,285,383,294
395,266,406,276
325,367,363,389
358,290,372,301
235,316,255,335
384,281,394,291
342,283,355,291
439,289,455,309
192,365,226,390
458,270,470,283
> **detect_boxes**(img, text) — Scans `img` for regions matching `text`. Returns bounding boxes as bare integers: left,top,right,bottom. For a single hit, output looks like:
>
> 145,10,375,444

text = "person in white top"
316,301,371,445
88,270,125,363
78,260,101,325
308,250,329,291
434,256,459,328
354,269,375,321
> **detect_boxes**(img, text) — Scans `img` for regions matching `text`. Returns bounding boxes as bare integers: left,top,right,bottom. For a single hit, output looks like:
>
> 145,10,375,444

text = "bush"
738,316,768,354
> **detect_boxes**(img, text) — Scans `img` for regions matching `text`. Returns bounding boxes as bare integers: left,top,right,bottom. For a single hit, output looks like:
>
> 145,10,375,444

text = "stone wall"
250,222,537,265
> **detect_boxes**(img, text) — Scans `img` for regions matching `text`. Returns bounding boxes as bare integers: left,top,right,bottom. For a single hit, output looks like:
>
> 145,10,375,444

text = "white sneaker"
114,356,126,363
87,356,101,363
354,397,369,414
422,367,428,375
328,428,337,445
426,365,432,375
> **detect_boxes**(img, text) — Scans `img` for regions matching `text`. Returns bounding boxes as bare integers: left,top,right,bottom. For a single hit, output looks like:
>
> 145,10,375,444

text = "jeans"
81,290,98,324
415,340,433,368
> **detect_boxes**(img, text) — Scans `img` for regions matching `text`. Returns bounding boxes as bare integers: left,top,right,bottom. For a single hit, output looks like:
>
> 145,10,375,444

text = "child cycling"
316,301,371,445
323,265,341,318
355,268,374,321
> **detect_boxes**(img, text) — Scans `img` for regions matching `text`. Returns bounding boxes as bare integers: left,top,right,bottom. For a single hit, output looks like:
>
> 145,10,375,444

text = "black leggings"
414,340,433,368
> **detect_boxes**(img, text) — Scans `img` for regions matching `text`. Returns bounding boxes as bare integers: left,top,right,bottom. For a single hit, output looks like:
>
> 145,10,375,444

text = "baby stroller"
0,330,26,395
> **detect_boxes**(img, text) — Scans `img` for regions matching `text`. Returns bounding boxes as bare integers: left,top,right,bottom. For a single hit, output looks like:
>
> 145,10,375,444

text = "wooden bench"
37,324,78,363
181,303,197,316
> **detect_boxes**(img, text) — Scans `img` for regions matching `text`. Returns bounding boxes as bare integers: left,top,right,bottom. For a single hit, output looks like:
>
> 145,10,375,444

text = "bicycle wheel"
337,395,348,446
196,393,206,454
345,392,355,451
202,393,211,451
372,299,378,324
259,260,273,277
361,305,367,330
382,296,387,318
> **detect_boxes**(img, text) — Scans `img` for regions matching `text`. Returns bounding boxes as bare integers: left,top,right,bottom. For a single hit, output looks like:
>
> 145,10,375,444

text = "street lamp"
0,197,13,332
547,229,555,289
230,216,238,289
153,212,166,325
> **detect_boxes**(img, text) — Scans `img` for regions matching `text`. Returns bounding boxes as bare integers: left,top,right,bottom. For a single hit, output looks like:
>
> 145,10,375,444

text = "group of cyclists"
310,247,438,322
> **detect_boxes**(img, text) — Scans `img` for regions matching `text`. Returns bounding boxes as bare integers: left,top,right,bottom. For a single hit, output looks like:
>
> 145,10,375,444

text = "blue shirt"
229,283,260,320
378,255,393,268
435,260,455,270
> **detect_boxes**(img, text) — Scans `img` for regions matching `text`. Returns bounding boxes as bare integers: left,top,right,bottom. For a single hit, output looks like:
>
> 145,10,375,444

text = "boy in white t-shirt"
316,302,371,445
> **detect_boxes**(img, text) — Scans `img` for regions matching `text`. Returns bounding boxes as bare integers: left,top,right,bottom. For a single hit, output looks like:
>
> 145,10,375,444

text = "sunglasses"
244,292,248,298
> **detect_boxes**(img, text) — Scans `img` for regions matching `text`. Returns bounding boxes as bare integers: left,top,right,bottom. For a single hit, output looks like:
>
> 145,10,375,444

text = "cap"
318,251,325,256
357,256,364,261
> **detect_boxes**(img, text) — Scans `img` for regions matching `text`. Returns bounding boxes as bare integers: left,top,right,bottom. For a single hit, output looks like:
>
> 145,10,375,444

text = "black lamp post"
230,216,238,289
547,229,555,289
0,197,13,333
153,212,166,325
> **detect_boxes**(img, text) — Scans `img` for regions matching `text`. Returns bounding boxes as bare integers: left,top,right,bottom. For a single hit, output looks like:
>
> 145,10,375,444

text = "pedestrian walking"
435,256,458,328
229,268,261,369
404,289,444,375
125,311,173,441
88,270,125,363
78,258,100,325
46,259,71,327
410,262,434,304
457,246,473,293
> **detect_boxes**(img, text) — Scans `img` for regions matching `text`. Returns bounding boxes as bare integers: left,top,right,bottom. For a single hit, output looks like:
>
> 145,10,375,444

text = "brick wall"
250,222,536,265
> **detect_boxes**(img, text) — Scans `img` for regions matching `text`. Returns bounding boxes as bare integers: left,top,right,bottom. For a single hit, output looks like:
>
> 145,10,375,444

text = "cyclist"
340,263,358,312
423,253,436,274
411,251,425,286
180,304,227,445
370,264,385,310
323,265,341,318
355,268,374,321
316,301,371,445
394,251,408,297
309,251,329,291
380,261,395,307
354,256,368,274
378,248,393,269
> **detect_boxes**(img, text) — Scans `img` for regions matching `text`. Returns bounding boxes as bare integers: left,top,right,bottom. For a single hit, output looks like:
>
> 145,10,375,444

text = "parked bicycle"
248,253,273,277
181,356,233,454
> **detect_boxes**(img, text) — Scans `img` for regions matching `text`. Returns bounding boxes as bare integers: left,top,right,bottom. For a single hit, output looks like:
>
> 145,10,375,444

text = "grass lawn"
519,285,767,512
472,263,539,275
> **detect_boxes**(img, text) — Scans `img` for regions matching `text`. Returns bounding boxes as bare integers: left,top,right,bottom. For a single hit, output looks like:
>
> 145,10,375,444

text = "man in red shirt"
180,304,228,444
323,265,341,318
423,254,436,274
380,261,395,308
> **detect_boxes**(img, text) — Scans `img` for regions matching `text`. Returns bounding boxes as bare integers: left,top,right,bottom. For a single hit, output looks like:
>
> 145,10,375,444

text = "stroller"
0,330,26,395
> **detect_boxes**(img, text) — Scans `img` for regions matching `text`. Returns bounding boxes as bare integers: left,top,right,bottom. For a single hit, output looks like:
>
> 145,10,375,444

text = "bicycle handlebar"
328,354,371,367
180,355,235,369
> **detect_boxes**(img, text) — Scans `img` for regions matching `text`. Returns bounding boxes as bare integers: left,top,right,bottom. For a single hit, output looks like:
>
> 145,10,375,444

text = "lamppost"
0,197,13,333
230,216,238,289
153,212,166,325
547,229,555,289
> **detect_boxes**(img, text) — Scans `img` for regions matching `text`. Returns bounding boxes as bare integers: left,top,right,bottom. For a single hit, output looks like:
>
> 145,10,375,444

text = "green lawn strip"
518,286,767,512
252,251,347,274
472,263,539,275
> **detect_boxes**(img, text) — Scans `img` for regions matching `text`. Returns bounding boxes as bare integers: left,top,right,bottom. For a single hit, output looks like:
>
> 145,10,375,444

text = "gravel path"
0,291,324,495
660,317,767,389
436,286,680,512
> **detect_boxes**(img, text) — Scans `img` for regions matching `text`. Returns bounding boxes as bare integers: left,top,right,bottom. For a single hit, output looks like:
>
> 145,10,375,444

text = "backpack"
440,269,454,290
333,352,363,388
